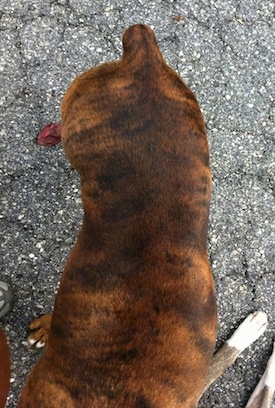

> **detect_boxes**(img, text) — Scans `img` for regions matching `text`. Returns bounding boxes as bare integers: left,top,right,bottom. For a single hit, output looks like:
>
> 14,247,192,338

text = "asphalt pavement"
0,0,274,406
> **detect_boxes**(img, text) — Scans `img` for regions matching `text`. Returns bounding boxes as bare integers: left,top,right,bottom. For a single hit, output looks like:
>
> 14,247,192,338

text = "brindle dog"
19,24,217,407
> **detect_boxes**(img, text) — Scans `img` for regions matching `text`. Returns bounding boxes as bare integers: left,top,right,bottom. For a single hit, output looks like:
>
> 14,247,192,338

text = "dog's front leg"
245,339,275,408
203,311,267,393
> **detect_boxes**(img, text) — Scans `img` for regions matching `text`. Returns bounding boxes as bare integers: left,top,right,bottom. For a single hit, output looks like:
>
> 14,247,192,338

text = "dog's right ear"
0,328,10,408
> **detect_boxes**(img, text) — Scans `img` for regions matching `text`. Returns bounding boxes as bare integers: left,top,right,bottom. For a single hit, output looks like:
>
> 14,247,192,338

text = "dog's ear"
0,328,10,408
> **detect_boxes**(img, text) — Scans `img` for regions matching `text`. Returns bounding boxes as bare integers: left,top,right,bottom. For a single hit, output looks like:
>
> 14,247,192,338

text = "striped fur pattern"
19,24,217,407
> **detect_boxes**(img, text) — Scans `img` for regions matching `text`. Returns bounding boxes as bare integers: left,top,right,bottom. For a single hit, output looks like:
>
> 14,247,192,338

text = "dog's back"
19,24,217,408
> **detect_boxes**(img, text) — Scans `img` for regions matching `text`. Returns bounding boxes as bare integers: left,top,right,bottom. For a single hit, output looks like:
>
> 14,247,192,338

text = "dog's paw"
227,311,268,352
28,313,52,349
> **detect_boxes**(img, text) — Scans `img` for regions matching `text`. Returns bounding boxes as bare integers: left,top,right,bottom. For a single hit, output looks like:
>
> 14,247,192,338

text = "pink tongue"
37,123,62,146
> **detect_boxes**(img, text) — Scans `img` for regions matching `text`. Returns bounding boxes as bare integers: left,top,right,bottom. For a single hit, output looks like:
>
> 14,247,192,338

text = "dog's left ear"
0,328,10,408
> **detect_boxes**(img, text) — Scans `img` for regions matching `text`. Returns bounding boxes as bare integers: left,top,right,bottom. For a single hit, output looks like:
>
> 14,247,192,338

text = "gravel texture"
0,0,274,406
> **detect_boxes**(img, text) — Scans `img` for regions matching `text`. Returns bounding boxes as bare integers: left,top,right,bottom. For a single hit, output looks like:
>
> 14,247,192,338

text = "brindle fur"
19,24,217,408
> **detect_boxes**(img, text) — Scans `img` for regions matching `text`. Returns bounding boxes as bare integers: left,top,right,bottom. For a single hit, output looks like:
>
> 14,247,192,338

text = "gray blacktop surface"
0,0,274,406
